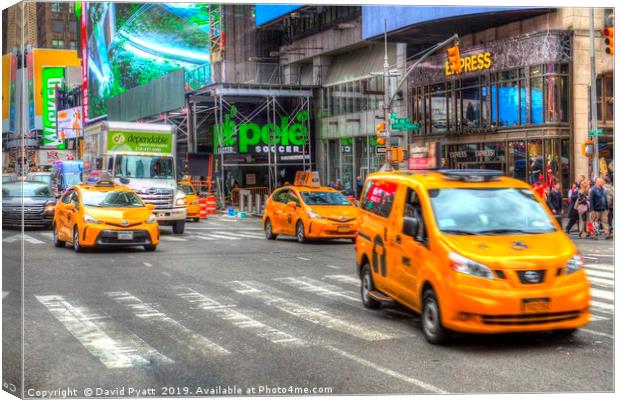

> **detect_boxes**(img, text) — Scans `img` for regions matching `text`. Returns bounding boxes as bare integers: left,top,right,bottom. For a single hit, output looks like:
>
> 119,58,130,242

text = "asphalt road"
2,214,614,397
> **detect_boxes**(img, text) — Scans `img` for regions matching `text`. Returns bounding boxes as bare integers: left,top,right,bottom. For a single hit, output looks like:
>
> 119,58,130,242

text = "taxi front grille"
516,270,547,284
104,221,143,228
481,310,582,325
326,217,356,223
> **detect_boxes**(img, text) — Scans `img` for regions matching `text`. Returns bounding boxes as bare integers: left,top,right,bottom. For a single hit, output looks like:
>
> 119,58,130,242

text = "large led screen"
87,3,212,118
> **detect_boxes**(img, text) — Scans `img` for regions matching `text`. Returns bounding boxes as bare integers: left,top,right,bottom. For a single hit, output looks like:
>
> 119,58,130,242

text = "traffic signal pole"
590,8,599,178
381,20,392,171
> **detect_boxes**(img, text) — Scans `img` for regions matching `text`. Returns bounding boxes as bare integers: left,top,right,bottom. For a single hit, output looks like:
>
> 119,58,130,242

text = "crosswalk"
26,266,615,371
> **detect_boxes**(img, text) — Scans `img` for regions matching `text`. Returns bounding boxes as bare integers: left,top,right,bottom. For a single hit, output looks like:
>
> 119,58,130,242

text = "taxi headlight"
83,214,99,224
146,214,157,224
307,210,324,220
448,252,494,280
565,254,585,275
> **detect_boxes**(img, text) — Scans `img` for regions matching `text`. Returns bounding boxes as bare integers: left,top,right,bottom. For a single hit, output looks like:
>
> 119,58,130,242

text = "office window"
69,21,77,33
52,20,65,33
51,3,62,13
52,39,64,49
69,41,77,50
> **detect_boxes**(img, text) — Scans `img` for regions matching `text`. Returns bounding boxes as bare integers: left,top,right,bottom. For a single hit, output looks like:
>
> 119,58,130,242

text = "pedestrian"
356,176,364,197
576,181,590,238
547,180,563,226
565,183,580,234
604,176,614,232
589,177,611,239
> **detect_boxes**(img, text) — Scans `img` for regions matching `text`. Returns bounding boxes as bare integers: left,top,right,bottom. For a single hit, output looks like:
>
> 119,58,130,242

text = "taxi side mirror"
65,203,75,211
403,216,419,238
146,204,156,211
287,201,297,209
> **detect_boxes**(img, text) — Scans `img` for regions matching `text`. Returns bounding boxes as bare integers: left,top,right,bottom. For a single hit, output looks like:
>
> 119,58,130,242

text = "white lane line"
590,314,609,321
143,262,152,268
588,276,614,287
227,281,403,341
159,236,187,241
585,254,614,258
274,276,359,302
591,300,614,313
202,233,241,240
36,295,172,368
211,231,264,239
326,265,341,270
186,227,263,231
175,287,305,347
585,263,614,272
325,345,446,394
591,288,614,301
583,256,598,260
106,291,230,356
161,272,172,277
296,257,310,261
586,269,615,280
579,328,614,339
193,235,217,241
324,275,359,286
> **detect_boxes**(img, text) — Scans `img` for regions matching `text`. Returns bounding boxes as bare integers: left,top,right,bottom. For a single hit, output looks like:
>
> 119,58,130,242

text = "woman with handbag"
565,182,580,233
576,181,590,238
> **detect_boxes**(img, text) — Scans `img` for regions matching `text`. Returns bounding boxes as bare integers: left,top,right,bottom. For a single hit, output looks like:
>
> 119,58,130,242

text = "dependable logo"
108,131,172,153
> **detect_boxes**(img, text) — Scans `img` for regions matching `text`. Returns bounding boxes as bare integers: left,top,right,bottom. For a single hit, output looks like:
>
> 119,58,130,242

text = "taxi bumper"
80,224,160,247
441,276,591,334
307,219,357,239
186,204,201,218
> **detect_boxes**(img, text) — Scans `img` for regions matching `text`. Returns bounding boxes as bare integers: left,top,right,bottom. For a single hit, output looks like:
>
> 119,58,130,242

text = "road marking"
2,291,8,298
579,328,614,339
590,314,609,321
186,227,263,231
143,262,152,268
2,234,44,244
583,256,598,260
324,275,359,286
193,235,217,241
159,236,187,242
175,287,306,347
202,233,241,240
324,345,446,394
161,272,171,277
590,288,613,301
36,295,172,368
585,269,615,280
296,257,310,261
212,231,264,239
585,263,614,272
585,254,614,258
106,291,230,356
588,276,614,287
591,300,614,313
326,265,341,270
227,281,402,341
39,232,53,239
274,276,359,302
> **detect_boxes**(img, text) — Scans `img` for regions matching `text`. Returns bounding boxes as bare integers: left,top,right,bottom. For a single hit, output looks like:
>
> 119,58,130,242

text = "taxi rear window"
361,180,397,218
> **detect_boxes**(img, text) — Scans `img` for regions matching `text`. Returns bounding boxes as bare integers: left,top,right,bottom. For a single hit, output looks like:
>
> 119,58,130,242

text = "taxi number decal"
372,235,387,277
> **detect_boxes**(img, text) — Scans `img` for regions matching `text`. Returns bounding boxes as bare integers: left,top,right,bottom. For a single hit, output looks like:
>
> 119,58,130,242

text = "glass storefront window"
531,77,543,124
497,79,519,127
604,74,613,122
481,85,490,127
328,140,340,186
431,83,448,133
545,75,568,122
520,78,528,125
527,139,544,184
508,141,526,182
461,78,480,129
490,83,498,126
340,137,354,195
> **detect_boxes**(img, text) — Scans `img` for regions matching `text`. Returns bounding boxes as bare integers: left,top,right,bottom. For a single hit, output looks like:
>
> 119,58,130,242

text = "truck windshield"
82,191,144,208
114,155,175,179
428,188,556,235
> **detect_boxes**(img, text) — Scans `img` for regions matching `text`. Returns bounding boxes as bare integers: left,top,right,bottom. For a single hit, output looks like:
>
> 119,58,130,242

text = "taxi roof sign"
438,169,502,182
294,170,320,188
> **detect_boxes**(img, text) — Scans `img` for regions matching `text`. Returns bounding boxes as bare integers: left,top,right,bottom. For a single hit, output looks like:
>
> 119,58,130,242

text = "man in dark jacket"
589,178,610,239
547,181,563,226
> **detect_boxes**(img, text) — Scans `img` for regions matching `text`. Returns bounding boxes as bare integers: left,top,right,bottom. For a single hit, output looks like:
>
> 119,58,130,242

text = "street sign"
588,129,604,136
375,146,386,155
390,113,420,131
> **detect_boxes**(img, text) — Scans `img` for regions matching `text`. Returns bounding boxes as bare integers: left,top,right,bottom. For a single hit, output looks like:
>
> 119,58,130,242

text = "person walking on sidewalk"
603,176,614,232
547,180,563,226
576,181,590,238
565,182,580,234
590,178,611,239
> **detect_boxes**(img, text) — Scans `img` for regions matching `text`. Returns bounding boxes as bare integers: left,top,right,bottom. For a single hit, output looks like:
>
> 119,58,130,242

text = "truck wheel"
421,288,450,345
72,226,84,253
53,224,65,248
172,220,185,234
144,245,157,252
264,219,277,240
361,264,381,309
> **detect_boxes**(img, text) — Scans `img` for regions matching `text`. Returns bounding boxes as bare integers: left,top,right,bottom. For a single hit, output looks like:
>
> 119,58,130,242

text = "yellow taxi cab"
263,173,358,243
178,181,200,222
52,174,160,252
355,169,590,344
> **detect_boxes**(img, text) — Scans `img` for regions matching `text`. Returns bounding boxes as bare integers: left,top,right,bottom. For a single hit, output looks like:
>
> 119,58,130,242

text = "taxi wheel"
296,221,307,243
72,227,84,253
422,289,450,345
264,219,277,240
361,264,381,310
52,224,65,248
144,245,157,252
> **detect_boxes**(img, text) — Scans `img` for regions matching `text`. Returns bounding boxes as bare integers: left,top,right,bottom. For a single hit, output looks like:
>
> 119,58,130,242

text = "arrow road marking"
2,234,44,244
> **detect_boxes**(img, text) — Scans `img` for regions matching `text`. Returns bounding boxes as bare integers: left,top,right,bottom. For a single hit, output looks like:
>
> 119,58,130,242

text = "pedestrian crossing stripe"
588,276,614,287
275,276,359,303
586,263,614,273
212,231,264,239
590,287,613,301
36,295,172,368
324,275,359,286
159,235,186,241
586,269,614,280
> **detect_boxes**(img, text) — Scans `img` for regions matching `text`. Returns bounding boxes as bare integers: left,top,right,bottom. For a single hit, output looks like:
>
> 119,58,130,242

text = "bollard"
199,198,208,219
255,194,262,215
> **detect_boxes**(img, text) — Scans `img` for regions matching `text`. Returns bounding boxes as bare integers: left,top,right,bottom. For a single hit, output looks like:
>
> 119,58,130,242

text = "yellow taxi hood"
440,231,577,269
307,205,358,220
84,206,152,224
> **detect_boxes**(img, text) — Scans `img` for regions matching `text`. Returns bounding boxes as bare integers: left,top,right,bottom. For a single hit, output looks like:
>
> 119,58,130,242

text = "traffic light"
389,146,405,163
581,139,594,158
603,27,614,55
376,122,386,146
446,45,462,74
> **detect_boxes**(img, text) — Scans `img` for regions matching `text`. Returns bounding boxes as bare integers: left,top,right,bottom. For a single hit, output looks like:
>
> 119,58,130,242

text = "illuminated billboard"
87,3,212,119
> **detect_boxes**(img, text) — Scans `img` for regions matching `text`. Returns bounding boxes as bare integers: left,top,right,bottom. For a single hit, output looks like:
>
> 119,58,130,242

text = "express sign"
445,51,493,76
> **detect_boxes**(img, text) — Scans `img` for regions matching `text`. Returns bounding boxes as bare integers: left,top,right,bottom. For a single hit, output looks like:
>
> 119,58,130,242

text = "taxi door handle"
395,234,401,244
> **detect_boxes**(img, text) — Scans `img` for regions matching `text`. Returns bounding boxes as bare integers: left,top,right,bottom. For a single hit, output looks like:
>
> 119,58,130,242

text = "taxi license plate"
337,225,350,233
118,231,134,240
522,298,550,313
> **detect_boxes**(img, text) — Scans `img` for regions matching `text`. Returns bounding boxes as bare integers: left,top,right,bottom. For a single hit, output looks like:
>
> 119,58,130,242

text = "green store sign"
107,130,172,153
42,67,65,148
213,106,309,154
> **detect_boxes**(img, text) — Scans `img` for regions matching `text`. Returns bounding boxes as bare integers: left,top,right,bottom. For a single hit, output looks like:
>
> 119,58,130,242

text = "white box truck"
83,121,187,233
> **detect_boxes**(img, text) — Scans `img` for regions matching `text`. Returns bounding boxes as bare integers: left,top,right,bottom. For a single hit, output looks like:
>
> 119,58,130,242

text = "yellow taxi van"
355,169,590,344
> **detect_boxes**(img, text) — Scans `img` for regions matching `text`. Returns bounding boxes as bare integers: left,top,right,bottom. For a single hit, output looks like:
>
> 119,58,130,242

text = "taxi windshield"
178,184,195,195
82,190,144,208
429,188,556,235
300,191,351,206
